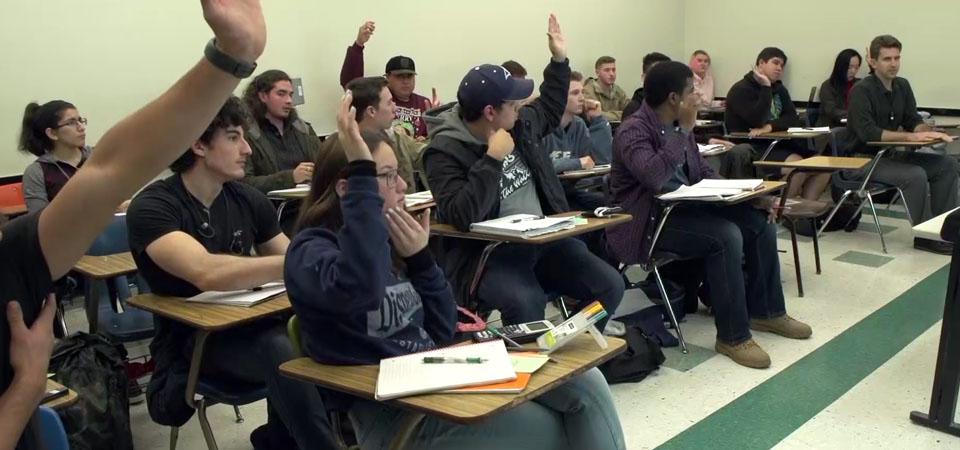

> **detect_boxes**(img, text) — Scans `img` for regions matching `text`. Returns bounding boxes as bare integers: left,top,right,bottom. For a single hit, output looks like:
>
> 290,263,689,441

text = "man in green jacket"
583,55,629,122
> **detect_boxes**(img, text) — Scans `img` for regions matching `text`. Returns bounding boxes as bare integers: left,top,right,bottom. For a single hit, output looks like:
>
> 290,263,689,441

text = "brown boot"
750,314,812,339
715,338,771,369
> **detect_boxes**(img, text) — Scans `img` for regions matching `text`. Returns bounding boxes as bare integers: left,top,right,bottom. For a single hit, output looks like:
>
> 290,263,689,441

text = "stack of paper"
404,190,433,208
658,179,763,201
697,143,727,156
185,282,286,307
470,214,576,239
787,127,830,133
375,340,516,400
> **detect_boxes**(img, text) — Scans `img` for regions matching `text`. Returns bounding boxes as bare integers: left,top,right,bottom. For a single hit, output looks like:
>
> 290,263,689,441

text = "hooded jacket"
422,58,571,305
724,72,800,134
22,146,92,212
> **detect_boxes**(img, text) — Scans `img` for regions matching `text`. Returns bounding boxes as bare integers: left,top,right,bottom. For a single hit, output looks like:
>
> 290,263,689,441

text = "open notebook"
185,282,286,307
375,340,516,400
658,179,764,201
470,214,576,239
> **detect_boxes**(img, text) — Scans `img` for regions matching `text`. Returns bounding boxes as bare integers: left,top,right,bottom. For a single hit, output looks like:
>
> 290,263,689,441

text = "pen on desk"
489,328,525,348
422,357,486,364
251,286,263,292
509,216,543,224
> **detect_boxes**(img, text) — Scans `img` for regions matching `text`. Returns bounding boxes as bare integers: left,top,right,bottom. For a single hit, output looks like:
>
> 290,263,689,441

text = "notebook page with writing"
375,340,516,400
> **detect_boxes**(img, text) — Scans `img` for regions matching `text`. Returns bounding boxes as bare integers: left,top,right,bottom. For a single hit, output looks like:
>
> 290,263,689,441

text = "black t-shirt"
127,174,281,298
0,211,52,394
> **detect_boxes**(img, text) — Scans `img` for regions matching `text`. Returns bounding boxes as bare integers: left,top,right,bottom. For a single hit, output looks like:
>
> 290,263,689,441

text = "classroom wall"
684,0,960,111
0,0,684,176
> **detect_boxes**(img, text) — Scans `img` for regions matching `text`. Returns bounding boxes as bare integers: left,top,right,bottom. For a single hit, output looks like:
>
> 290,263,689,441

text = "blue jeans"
202,322,339,449
477,237,624,331
348,368,625,450
656,203,786,344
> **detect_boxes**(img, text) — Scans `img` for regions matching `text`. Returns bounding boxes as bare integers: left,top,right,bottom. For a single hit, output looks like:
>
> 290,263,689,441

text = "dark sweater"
841,74,922,154
724,72,800,133
285,162,457,365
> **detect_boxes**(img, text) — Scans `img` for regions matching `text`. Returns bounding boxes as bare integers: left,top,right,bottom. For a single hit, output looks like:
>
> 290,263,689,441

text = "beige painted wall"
684,0,960,110
0,0,683,176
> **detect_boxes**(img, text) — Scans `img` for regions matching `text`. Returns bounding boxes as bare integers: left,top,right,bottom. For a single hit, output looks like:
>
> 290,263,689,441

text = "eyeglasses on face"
376,169,401,188
54,117,88,129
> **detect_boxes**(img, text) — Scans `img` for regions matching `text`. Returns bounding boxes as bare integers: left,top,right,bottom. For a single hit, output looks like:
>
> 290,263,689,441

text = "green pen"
422,357,486,364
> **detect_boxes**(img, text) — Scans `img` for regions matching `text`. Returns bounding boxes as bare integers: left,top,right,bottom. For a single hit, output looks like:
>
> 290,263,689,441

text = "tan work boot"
716,338,771,369
750,314,812,339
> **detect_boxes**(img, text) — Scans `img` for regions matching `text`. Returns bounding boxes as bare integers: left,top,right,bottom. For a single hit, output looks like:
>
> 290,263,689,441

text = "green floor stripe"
656,263,950,450
863,207,909,220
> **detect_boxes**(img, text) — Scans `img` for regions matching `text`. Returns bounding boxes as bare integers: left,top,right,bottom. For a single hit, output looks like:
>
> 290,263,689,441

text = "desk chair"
617,202,688,353
818,131,912,254
37,406,70,450
287,315,417,450
86,216,154,341
0,182,27,218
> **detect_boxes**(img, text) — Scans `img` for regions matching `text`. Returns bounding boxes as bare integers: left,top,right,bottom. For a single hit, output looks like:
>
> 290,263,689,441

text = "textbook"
469,214,576,239
658,179,763,201
185,282,286,307
375,340,517,400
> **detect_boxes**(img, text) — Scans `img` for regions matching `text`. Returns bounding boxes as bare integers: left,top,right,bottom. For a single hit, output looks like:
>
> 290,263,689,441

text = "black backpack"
598,325,665,384
48,332,134,450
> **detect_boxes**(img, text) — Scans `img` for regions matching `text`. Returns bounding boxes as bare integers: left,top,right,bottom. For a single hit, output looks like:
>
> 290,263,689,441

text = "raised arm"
339,20,373,89
524,14,571,139
38,0,267,280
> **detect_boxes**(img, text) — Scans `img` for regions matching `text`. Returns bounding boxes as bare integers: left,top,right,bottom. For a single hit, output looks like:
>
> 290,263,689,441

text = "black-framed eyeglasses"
54,117,88,129
376,170,400,188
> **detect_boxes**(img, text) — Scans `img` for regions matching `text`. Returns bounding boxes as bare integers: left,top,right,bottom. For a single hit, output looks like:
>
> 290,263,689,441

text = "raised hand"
430,87,441,109
546,14,566,62
200,0,267,63
385,207,430,258
355,20,375,47
337,91,373,162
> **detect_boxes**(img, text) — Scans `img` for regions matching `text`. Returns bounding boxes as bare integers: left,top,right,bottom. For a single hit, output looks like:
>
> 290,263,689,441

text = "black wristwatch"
204,38,257,78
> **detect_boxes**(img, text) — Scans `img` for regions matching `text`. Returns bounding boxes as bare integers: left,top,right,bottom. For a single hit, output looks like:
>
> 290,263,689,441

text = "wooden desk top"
127,293,291,331
558,166,611,180
279,334,625,424
405,201,436,213
431,212,632,245
73,252,137,279
866,140,939,147
753,156,870,171
0,205,27,217
43,379,79,411
728,130,828,139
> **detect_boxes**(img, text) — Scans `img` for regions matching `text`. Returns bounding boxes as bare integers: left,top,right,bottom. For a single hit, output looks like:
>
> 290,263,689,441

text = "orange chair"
0,182,27,218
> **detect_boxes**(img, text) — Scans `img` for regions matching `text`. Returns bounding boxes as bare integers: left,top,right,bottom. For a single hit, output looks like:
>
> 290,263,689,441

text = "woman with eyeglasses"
284,93,625,450
19,101,91,213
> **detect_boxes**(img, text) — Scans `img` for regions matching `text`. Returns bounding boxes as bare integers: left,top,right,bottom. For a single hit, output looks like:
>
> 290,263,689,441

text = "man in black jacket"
422,15,623,329
726,47,829,199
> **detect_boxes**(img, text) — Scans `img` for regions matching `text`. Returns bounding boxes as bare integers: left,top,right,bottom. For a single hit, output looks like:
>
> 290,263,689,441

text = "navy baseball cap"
457,64,535,112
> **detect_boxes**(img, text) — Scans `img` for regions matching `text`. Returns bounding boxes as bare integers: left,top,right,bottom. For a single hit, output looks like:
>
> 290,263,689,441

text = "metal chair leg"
653,266,688,354
887,191,900,211
896,187,914,225
812,219,822,275
865,192,887,254
169,426,179,450
196,398,219,450
818,190,853,238
788,220,803,297
232,405,243,423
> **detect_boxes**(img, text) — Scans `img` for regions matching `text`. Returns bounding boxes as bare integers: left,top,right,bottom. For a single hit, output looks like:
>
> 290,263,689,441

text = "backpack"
598,325,665,384
48,332,134,450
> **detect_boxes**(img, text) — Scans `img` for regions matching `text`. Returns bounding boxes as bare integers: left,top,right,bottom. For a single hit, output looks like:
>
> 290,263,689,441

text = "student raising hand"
355,20,375,47
200,0,267,63
337,91,373,162
385,207,430,257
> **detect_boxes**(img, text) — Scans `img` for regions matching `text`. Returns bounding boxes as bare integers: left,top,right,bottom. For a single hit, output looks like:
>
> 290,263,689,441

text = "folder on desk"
375,340,517,400
185,282,286,307
469,214,576,239
658,179,763,201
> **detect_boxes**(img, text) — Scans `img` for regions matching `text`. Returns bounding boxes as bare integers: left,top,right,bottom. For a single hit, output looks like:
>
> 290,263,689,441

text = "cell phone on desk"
473,320,555,344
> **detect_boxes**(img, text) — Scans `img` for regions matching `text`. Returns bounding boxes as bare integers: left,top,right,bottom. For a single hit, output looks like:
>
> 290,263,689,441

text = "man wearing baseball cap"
338,20,438,139
422,14,624,330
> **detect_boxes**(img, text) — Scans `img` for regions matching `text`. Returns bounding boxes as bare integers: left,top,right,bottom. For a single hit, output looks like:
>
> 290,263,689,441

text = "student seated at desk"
19,102,132,214
421,16,623,329
622,52,670,119
584,56,629,122
285,92,625,450
725,47,830,200
333,76,425,193
688,49,715,109
242,69,322,234
817,49,862,128
545,71,612,212
1,1,268,447
839,35,957,246
608,62,812,369
339,20,440,140
126,97,336,449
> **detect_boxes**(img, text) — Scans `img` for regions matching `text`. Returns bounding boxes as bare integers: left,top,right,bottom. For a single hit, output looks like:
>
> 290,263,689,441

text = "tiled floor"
61,205,960,449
